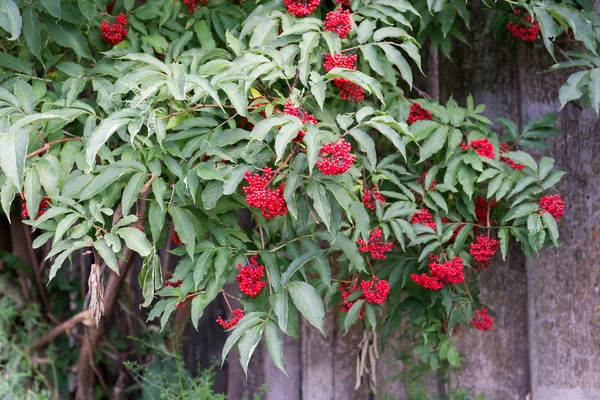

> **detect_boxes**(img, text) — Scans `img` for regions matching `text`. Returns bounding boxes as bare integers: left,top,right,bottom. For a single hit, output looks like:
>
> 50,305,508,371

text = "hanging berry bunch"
507,10,541,42
100,13,128,45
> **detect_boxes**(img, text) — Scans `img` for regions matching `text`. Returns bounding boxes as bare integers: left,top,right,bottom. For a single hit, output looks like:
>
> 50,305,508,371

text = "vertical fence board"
518,40,600,400
438,14,531,399
301,312,336,400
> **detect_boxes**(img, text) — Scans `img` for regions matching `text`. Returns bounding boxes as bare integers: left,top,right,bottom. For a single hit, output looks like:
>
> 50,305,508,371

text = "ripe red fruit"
243,167,288,219
500,143,525,170
507,10,540,42
340,281,364,317
283,101,317,142
21,196,50,219
100,14,128,45
410,273,443,290
324,9,352,38
316,139,356,175
538,194,565,221
410,208,436,231
283,0,320,17
362,185,385,210
217,309,244,329
469,235,499,267
236,255,266,297
408,103,433,125
474,196,497,226
183,0,209,13
361,277,390,305
165,279,183,288
429,256,464,284
469,138,495,159
470,306,494,331
335,0,351,6
356,227,393,259
172,231,184,245
322,53,365,101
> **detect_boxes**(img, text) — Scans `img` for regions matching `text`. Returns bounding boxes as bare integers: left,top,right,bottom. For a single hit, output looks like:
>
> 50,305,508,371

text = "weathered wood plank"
518,39,600,399
301,311,336,400
438,13,531,399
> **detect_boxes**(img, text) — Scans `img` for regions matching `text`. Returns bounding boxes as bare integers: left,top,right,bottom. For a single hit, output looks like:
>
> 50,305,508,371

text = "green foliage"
0,0,580,381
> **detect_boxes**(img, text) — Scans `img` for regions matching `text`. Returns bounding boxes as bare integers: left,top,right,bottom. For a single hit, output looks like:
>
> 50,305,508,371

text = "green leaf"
0,0,22,40
332,232,366,271
264,320,286,374
457,167,475,199
427,191,448,213
238,324,265,377
116,227,152,257
79,167,131,200
349,128,377,169
122,173,148,216
375,42,413,88
502,151,537,172
281,250,323,285
221,313,265,365
541,212,559,246
419,125,448,162
537,157,555,181
53,213,80,244
447,344,460,366
559,70,588,108
288,281,325,334
194,20,216,50
344,299,365,333
270,291,290,334
40,0,60,17
22,8,41,62
45,19,92,59
498,227,509,261
251,116,290,141
307,181,331,231
504,202,538,221
0,130,28,190
85,118,132,168
588,69,600,115
77,0,97,20
367,121,406,160
202,180,224,210
221,82,248,117
274,121,301,163
169,206,196,258
94,239,119,274
0,51,31,75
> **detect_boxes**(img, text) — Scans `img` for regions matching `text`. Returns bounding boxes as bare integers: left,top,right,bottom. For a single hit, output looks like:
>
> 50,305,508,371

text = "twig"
27,138,81,158
26,310,92,353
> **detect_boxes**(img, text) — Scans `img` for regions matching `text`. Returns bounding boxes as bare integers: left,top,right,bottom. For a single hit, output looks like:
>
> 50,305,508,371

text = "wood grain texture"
438,14,531,400
517,39,600,398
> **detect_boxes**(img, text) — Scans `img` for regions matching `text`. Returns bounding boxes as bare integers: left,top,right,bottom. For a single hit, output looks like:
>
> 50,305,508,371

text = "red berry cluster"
470,306,494,331
410,208,436,230
323,53,365,102
442,218,465,242
360,277,390,305
356,227,393,259
183,0,209,13
236,255,266,297
507,10,540,42
474,196,497,226
316,139,356,175
21,196,50,219
172,231,183,245
283,101,317,142
362,185,385,210
336,0,351,6
100,13,128,45
165,279,182,288
468,138,495,159
243,167,288,219
500,143,525,170
323,9,352,39
408,103,433,125
469,235,499,267
340,281,364,316
411,255,464,291
283,0,320,17
538,194,565,221
217,309,244,329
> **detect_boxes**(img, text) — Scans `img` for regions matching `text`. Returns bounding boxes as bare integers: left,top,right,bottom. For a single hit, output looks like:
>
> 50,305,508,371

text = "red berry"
500,143,525,170
538,194,565,221
323,9,352,39
470,306,494,331
474,196,497,227
217,309,244,329
410,273,443,290
243,167,288,219
335,0,351,6
100,14,128,45
316,139,356,175
469,138,495,159
408,103,433,125
283,101,317,142
469,235,499,267
322,53,365,101
283,0,320,17
362,185,385,210
183,0,209,13
339,281,364,317
507,10,540,42
429,256,464,284
361,277,390,305
356,227,393,259
236,255,267,297
410,208,436,231
172,231,184,245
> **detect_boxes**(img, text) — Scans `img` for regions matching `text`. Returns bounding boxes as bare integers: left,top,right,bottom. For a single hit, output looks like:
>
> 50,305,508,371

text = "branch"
27,138,81,158
26,310,92,353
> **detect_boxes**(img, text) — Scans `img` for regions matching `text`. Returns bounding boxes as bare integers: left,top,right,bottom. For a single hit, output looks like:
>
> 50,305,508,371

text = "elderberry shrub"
0,0,576,379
